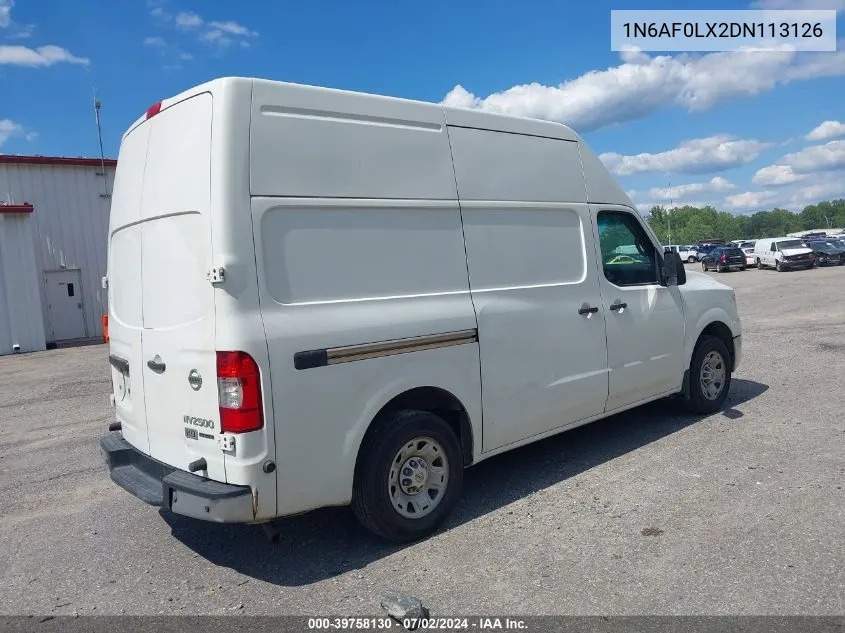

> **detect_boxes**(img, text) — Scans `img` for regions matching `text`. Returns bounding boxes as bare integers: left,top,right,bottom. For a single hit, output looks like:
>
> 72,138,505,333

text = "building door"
44,270,88,341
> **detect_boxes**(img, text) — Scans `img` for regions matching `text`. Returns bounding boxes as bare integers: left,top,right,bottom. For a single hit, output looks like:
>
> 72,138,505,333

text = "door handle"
147,358,166,373
609,302,628,311
578,305,599,315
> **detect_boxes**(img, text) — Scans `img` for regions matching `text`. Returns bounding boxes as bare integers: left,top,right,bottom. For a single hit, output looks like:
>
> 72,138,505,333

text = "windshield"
776,239,804,250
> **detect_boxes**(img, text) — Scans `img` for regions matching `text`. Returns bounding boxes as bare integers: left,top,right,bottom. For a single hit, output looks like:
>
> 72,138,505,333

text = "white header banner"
610,10,837,52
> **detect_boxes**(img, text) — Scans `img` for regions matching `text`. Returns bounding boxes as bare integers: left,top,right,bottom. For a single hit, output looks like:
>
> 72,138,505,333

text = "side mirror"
662,251,686,286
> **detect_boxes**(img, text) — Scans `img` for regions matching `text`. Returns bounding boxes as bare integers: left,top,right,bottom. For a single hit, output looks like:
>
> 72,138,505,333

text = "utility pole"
93,88,110,198
667,176,673,245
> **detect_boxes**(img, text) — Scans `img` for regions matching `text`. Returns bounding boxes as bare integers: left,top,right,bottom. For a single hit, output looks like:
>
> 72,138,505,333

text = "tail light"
216,351,264,433
102,314,109,343
721,254,727,263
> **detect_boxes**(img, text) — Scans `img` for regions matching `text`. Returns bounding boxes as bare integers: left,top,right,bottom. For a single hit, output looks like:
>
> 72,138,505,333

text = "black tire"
757,258,763,270
740,266,746,271
701,261,708,271
682,335,732,414
688,255,696,263
716,264,724,273
352,409,463,543
775,260,782,272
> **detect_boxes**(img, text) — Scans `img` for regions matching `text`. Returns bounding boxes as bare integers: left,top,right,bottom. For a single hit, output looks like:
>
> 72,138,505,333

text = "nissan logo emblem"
188,369,203,391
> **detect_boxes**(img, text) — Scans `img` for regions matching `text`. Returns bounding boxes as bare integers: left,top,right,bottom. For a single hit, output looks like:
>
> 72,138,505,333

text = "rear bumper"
99,433,256,523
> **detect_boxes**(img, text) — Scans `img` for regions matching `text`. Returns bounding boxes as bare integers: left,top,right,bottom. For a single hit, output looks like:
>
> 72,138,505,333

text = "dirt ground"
0,265,843,616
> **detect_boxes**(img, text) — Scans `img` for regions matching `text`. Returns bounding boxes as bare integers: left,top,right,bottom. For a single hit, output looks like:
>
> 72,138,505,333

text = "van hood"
682,270,733,292
782,247,812,256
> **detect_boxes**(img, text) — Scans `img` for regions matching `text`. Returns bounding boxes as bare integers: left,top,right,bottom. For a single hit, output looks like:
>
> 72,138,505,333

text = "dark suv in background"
701,246,747,272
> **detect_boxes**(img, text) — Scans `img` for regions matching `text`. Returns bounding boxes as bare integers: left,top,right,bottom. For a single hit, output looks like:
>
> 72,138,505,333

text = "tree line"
645,199,845,245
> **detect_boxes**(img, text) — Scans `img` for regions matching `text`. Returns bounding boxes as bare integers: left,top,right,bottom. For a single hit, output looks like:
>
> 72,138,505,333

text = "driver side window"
597,211,659,286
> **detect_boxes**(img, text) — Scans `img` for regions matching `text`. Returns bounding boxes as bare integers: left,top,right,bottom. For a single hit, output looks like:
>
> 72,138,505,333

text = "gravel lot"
1,265,843,617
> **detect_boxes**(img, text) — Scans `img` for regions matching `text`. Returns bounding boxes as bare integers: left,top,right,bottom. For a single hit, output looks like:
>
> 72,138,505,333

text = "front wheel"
682,335,732,414
352,409,463,542
688,255,696,263
757,258,763,270
775,260,782,272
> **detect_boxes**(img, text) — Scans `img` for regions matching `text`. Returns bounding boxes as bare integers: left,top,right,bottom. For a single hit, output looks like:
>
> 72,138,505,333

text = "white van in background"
753,237,815,271
664,245,697,263
100,77,742,542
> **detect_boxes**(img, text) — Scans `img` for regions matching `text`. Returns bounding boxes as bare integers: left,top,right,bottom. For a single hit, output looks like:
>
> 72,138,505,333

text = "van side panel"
248,87,481,515
249,80,456,200
447,126,610,451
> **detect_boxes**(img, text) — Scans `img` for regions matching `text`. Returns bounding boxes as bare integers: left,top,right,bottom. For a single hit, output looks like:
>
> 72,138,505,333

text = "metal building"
0,155,116,354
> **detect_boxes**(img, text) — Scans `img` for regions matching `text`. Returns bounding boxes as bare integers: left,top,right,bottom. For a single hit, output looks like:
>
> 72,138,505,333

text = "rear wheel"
683,335,732,414
352,409,463,542
701,261,708,271
688,255,696,263
716,264,724,273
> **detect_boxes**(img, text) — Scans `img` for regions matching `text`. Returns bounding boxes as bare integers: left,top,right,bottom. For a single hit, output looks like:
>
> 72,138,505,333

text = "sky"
1,0,844,215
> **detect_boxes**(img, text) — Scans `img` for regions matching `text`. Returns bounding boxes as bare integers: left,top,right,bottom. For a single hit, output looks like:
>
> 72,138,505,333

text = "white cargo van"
100,77,742,542
752,237,815,271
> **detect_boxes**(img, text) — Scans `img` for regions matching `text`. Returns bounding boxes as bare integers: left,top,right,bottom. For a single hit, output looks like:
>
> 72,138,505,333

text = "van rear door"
108,123,151,454
137,93,224,481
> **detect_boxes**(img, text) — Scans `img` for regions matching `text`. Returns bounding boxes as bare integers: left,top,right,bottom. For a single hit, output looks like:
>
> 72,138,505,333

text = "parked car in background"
741,246,756,267
664,244,697,263
692,243,719,261
753,237,815,271
701,246,747,272
804,240,845,266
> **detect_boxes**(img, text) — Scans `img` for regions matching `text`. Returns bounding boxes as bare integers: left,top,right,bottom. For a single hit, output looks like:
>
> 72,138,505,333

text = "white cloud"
600,135,771,176
649,176,736,201
0,119,23,148
0,0,13,28
753,164,805,186
162,10,257,51
175,11,203,29
209,21,257,37
781,140,845,172
441,45,845,132
200,29,232,48
24,131,37,141
0,44,89,66
143,36,167,48
783,170,845,207
647,176,736,200
806,120,845,142
724,190,780,210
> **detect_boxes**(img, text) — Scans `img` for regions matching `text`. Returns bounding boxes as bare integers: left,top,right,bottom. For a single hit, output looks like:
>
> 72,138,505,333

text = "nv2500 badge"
183,415,214,429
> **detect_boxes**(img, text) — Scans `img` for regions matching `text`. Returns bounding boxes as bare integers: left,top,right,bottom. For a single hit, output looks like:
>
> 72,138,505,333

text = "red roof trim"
0,203,34,214
0,155,117,168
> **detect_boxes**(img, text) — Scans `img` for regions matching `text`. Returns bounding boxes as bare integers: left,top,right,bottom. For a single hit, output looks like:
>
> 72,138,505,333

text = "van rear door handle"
147,358,166,373
578,305,599,315
609,302,628,311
